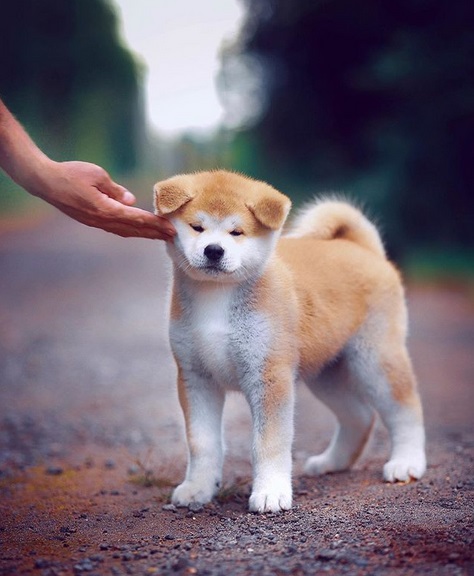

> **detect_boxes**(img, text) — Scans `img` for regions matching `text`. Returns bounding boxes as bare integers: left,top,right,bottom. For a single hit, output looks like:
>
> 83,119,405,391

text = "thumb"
96,173,136,206
116,187,137,206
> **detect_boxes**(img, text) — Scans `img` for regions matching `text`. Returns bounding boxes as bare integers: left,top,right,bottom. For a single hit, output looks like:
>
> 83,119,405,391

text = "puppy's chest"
192,292,233,379
172,287,269,387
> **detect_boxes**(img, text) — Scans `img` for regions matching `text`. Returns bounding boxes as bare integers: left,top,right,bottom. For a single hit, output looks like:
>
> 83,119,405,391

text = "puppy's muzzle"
204,244,225,262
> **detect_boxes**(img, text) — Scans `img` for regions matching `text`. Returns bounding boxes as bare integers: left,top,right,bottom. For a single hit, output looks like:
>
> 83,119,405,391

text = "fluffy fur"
154,170,426,513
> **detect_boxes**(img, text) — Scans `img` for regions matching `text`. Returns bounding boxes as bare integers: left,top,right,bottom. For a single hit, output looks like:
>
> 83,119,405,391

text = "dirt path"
0,214,473,575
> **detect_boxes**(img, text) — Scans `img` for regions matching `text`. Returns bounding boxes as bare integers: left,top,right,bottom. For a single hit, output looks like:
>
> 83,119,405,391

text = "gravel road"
0,213,473,575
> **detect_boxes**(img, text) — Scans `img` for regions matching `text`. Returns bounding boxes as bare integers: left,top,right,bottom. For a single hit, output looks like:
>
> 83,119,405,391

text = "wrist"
18,154,58,200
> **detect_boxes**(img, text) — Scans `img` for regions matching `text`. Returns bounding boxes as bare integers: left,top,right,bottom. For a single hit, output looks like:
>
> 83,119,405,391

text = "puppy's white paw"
304,454,341,476
249,489,292,513
383,454,426,483
171,480,217,507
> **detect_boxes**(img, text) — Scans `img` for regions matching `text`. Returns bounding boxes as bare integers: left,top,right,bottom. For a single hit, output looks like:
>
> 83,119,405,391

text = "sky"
112,0,244,136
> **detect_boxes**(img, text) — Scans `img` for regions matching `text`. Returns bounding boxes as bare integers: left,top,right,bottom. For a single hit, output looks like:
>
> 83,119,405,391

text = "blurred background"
1,0,473,276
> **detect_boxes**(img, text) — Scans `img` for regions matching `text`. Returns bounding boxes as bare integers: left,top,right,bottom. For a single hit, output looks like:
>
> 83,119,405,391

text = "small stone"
73,560,94,572
89,554,104,562
173,557,190,571
318,549,337,561
45,465,63,476
188,502,204,513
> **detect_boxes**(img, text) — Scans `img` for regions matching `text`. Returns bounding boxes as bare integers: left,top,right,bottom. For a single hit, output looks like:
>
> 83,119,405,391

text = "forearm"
0,99,53,197
0,99,175,239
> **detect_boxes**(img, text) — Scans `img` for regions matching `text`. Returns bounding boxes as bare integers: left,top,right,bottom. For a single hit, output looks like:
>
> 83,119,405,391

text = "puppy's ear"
154,179,194,215
246,187,291,230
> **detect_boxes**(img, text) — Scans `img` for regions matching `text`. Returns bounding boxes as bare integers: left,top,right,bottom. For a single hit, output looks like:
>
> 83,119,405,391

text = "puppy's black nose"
204,244,224,262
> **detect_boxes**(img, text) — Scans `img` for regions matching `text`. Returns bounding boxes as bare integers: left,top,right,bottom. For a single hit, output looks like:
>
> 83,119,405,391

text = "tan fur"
155,170,291,233
277,237,401,383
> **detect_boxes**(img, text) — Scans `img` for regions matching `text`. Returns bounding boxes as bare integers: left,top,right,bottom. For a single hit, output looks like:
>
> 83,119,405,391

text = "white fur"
191,286,237,387
168,214,279,284
171,370,226,506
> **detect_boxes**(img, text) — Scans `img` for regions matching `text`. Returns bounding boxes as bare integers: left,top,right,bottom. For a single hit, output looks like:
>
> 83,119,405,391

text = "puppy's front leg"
246,368,295,513
172,371,225,507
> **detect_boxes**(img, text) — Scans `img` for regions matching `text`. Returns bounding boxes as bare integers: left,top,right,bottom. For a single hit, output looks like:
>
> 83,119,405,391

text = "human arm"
0,99,176,240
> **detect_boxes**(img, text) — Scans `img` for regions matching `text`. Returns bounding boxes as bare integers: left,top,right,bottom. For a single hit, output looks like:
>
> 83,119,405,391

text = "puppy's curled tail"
287,198,386,258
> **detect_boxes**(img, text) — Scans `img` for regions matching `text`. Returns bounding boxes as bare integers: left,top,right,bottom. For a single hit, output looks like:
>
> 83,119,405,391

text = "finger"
80,212,175,240
94,199,177,239
120,188,137,206
110,226,175,240
118,205,176,235
94,175,137,206
105,222,175,240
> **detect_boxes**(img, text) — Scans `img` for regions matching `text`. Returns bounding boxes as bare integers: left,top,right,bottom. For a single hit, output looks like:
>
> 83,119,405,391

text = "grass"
216,478,250,504
127,450,251,507
128,469,175,490
127,450,177,491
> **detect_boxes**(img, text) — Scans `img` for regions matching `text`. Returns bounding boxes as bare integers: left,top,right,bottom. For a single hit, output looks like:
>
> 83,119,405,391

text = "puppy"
154,170,426,513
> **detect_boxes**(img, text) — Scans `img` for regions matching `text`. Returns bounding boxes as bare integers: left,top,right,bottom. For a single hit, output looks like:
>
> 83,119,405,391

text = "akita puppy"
154,170,426,513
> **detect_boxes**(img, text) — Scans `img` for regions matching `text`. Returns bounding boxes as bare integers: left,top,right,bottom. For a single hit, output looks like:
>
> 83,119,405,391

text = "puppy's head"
154,170,291,283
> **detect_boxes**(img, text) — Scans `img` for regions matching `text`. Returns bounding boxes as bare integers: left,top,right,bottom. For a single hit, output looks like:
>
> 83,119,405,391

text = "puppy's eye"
190,224,204,233
230,229,244,237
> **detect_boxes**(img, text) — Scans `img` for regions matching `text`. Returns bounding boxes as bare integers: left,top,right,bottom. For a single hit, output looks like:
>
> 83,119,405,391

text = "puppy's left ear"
246,186,291,230
154,178,194,215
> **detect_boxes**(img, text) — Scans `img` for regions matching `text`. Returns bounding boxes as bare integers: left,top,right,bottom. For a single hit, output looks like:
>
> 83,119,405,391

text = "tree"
0,0,143,174
220,0,474,254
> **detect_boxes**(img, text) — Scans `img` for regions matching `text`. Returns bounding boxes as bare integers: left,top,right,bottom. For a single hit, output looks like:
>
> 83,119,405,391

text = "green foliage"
403,248,474,284
0,0,143,176
0,174,37,215
220,0,474,257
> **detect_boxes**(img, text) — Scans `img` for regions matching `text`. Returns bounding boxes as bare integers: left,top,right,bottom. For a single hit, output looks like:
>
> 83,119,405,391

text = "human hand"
35,160,176,240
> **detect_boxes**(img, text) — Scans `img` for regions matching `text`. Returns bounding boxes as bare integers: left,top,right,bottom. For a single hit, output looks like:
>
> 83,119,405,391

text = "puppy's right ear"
154,179,194,215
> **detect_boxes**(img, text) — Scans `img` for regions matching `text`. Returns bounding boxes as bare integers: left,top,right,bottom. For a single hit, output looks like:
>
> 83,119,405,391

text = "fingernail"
123,191,136,204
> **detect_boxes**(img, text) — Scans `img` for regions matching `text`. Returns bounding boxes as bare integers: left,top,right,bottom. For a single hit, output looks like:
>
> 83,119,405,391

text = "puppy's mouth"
181,259,244,283
202,263,230,275
196,258,239,278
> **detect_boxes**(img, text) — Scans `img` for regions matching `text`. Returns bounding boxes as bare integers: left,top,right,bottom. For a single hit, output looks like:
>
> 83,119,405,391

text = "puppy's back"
276,200,402,372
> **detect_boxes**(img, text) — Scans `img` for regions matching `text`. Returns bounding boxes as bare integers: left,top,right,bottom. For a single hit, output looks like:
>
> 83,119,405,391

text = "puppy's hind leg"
304,358,375,476
374,351,426,483
347,332,426,483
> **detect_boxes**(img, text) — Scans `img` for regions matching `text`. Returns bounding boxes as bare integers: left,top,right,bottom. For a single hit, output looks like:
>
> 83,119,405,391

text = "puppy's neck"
173,265,253,295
